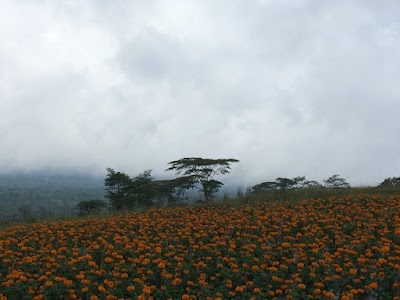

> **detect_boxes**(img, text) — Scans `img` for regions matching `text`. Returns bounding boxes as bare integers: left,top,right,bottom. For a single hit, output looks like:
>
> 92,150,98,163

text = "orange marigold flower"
298,283,306,289
143,287,151,294
351,289,358,295
378,258,387,264
158,262,166,269
326,292,335,298
172,278,182,286
235,286,244,293
44,281,53,287
369,282,378,289
127,285,135,292
349,268,357,275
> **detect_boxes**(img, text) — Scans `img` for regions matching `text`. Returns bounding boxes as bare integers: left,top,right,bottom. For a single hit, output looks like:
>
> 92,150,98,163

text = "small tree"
128,170,157,207
378,177,400,187
275,177,296,200
323,174,350,189
236,186,244,198
292,176,306,188
166,157,239,201
104,168,133,210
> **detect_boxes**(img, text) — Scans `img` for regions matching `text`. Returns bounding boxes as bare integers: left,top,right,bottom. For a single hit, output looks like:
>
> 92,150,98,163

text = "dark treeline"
1,158,400,222
103,157,239,211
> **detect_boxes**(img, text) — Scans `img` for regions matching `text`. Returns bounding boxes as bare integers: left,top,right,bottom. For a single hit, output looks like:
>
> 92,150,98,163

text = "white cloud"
0,0,399,186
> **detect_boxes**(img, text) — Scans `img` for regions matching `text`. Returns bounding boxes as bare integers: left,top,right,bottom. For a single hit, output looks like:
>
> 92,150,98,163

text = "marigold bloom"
349,268,357,275
326,292,335,298
158,262,166,269
235,286,244,293
298,283,306,289
368,282,378,289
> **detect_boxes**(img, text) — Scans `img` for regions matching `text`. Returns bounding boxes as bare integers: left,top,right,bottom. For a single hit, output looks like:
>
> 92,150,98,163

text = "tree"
251,176,322,198
275,177,296,200
292,176,306,188
104,168,133,210
128,170,157,207
323,174,350,189
153,176,196,205
252,181,279,194
166,157,239,201
302,180,323,188
378,177,400,187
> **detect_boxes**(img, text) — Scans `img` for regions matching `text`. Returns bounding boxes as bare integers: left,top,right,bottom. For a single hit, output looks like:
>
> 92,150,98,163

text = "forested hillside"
0,174,105,220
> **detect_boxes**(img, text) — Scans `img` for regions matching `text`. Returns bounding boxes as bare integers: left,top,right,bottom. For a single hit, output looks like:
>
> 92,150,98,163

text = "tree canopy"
378,177,400,187
104,168,132,210
323,174,350,189
251,176,324,200
166,157,239,201
104,168,197,210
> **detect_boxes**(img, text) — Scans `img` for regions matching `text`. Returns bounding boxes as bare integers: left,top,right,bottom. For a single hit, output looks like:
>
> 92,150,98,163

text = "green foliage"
153,176,196,204
236,186,244,198
166,157,239,201
104,169,197,210
75,199,107,215
378,177,400,187
251,176,323,200
252,176,307,193
104,168,132,210
323,174,350,189
128,170,157,207
302,180,323,188
104,168,158,210
252,181,279,193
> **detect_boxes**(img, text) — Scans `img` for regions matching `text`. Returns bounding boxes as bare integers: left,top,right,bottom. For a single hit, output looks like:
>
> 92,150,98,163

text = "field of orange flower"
0,194,399,300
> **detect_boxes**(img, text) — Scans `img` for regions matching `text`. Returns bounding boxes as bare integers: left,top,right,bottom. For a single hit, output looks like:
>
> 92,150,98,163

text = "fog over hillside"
1,1,399,187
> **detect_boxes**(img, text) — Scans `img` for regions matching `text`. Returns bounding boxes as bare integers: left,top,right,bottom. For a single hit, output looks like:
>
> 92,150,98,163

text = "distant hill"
0,173,106,220
0,173,104,187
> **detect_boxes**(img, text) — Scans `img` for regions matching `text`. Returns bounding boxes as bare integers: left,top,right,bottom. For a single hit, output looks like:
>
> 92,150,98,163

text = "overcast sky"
1,0,399,186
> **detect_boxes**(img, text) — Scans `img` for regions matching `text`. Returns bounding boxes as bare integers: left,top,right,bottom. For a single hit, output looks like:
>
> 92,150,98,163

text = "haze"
1,0,399,187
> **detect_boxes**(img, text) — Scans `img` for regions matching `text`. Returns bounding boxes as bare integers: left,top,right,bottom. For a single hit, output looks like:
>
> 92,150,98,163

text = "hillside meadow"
0,194,399,299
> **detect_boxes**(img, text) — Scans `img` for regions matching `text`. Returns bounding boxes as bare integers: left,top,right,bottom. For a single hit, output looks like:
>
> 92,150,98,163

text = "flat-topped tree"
166,157,239,201
323,174,350,189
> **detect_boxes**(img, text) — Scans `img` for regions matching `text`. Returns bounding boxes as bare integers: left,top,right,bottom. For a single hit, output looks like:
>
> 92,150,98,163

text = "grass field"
0,193,399,299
